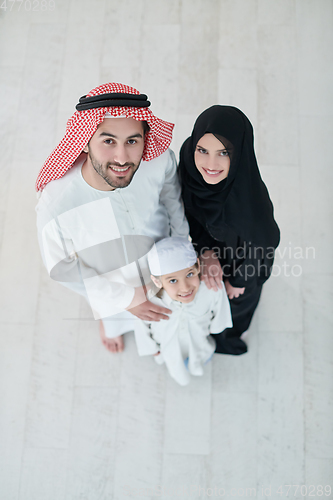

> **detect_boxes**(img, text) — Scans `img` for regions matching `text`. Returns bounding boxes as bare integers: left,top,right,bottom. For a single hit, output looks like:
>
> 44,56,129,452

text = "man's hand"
128,300,172,321
224,279,245,299
200,249,223,291
126,286,171,321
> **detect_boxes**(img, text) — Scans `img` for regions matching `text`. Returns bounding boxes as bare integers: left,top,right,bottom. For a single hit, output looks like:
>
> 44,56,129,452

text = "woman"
178,105,280,355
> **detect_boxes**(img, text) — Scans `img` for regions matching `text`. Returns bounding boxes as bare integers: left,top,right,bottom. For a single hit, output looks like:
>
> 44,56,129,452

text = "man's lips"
108,165,132,176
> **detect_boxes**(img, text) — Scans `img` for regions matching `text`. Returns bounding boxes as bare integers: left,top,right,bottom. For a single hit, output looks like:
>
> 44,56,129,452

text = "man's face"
84,117,146,190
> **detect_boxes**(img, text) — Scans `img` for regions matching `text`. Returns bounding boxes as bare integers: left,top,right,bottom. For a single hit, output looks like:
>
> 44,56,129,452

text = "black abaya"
179,106,280,355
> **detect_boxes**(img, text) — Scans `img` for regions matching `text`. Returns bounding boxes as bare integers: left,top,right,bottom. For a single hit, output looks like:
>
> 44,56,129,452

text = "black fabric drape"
179,105,280,252
179,105,280,288
178,106,280,353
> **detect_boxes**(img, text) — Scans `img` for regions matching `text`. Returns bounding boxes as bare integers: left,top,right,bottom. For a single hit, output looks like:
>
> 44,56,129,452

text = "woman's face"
194,133,231,184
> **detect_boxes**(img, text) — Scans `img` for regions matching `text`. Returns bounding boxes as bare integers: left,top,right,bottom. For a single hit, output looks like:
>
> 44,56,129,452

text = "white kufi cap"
147,237,197,276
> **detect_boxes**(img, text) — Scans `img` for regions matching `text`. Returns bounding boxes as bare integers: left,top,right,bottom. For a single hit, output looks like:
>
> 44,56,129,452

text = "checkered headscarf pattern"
36,82,174,192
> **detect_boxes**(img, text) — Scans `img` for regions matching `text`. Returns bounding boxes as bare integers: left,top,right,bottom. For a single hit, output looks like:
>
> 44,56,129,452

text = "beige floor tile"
258,0,295,25
160,454,207,499
212,311,259,393
303,274,333,460
218,0,258,69
299,116,333,274
296,0,333,115
0,325,34,500
65,387,118,500
75,298,122,387
0,15,31,67
139,24,180,123
163,363,212,455
209,393,257,491
178,0,219,114
19,449,67,500
112,335,165,499
305,458,333,497
218,68,258,129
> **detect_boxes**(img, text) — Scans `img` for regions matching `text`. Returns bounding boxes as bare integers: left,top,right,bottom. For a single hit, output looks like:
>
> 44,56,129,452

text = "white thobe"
36,149,189,337
134,282,233,386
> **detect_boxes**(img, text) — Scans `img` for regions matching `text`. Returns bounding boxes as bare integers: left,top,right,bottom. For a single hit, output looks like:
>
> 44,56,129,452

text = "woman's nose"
206,155,218,170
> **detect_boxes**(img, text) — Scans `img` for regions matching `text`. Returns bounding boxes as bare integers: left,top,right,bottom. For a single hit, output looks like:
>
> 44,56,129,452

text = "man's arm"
36,204,137,319
159,149,189,238
37,204,171,323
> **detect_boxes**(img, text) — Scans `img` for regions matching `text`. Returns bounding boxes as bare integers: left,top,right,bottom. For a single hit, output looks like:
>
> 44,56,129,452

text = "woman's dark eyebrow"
196,143,227,152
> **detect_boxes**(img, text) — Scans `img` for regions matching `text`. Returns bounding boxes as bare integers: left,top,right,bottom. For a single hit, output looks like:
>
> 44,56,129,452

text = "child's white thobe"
134,282,232,385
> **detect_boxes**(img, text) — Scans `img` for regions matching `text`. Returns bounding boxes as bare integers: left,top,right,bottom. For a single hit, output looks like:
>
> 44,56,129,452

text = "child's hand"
224,279,245,299
200,249,223,291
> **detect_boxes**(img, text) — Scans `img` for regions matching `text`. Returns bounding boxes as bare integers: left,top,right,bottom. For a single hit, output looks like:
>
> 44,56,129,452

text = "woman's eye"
220,150,229,156
197,147,207,154
187,272,194,278
169,279,177,284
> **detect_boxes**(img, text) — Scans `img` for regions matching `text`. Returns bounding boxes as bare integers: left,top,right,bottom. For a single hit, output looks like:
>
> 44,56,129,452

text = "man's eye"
104,139,114,144
128,139,137,145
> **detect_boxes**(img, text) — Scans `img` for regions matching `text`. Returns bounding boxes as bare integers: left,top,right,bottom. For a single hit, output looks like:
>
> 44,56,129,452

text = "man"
36,82,189,353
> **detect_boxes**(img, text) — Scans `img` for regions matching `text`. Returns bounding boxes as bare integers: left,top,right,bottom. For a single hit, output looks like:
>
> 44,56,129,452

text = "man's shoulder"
36,162,88,217
142,148,175,169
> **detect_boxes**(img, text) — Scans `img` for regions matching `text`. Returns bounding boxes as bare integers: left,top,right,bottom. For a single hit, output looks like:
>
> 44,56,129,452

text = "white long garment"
36,149,189,337
134,282,233,386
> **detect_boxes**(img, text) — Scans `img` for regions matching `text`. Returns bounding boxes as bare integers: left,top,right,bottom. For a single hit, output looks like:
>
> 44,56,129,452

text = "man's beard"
89,151,141,189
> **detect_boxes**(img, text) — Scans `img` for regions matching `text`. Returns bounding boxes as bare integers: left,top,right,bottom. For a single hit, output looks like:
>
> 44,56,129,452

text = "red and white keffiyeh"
36,82,174,192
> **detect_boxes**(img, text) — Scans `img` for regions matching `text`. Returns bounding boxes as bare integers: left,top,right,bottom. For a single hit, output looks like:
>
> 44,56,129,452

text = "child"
134,237,233,386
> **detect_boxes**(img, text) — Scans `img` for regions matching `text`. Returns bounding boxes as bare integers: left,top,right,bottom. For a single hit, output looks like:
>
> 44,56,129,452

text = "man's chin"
105,168,138,189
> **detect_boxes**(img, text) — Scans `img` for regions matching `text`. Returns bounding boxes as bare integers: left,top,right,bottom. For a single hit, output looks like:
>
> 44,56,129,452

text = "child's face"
155,261,200,303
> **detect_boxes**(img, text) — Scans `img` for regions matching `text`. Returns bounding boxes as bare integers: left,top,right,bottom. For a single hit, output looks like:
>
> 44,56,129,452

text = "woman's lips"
202,167,224,176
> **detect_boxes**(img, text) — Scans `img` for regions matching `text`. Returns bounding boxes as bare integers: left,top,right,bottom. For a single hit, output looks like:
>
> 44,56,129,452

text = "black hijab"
179,105,280,249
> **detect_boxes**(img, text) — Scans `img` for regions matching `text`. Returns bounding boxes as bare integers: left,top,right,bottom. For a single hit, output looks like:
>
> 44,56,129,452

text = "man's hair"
142,121,150,134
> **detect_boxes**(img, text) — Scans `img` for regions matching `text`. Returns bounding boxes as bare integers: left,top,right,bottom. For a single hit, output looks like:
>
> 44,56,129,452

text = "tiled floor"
0,1,332,499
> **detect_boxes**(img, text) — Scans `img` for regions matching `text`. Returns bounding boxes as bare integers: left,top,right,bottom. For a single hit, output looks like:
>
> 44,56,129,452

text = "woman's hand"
200,249,223,292
224,279,245,299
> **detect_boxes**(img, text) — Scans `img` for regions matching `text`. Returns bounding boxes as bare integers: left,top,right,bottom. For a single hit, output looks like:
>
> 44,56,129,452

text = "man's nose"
113,145,128,165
